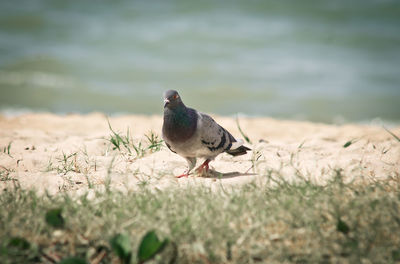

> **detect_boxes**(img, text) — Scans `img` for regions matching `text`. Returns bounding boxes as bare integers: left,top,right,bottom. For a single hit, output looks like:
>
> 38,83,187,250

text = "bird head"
163,90,183,109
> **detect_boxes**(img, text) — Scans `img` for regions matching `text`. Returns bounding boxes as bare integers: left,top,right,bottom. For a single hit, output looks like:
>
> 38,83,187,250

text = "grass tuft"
46,152,79,175
1,170,399,263
145,131,163,153
107,118,134,153
107,120,163,160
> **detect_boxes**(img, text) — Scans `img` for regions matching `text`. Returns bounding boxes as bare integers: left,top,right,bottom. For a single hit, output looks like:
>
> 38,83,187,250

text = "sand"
0,113,399,195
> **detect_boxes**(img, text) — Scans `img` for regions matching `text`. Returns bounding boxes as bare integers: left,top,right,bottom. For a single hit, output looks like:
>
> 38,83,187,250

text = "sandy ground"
0,113,399,195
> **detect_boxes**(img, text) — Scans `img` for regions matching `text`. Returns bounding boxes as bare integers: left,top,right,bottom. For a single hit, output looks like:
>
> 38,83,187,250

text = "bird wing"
165,142,176,153
197,112,237,154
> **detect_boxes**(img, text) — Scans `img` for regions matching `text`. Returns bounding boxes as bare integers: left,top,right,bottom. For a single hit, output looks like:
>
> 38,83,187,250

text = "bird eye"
173,94,179,99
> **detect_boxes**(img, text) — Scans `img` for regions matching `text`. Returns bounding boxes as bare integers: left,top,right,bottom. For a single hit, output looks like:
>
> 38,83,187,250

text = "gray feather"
198,113,235,153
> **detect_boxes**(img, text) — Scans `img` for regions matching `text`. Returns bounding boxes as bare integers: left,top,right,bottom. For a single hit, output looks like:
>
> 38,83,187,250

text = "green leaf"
392,249,400,260
343,141,352,148
337,218,350,234
58,257,88,264
137,230,168,263
45,208,65,228
8,237,30,250
110,233,132,263
7,142,12,155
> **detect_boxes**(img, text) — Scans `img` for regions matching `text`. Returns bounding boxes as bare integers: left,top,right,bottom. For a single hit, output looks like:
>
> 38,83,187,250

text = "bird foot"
196,164,209,174
176,172,190,178
195,160,211,175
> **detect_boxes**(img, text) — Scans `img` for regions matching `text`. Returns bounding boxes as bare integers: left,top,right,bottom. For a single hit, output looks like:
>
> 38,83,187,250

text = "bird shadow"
202,170,257,179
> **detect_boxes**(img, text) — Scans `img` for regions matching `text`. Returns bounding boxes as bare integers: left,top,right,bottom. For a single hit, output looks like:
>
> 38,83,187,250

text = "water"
1,0,400,123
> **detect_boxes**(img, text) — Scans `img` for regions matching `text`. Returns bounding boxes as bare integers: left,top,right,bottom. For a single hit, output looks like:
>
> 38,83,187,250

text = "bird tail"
226,139,251,156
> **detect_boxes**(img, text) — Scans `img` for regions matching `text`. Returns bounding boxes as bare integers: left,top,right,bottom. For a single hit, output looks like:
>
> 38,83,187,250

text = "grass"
0,166,15,182
107,120,163,160
1,119,399,263
235,116,252,144
2,142,12,157
46,149,97,177
1,171,400,263
145,131,163,153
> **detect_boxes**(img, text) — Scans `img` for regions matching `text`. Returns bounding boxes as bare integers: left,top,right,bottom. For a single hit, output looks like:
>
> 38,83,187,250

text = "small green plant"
109,231,168,264
2,142,12,157
55,152,79,175
46,148,96,176
145,131,163,153
7,237,30,251
79,146,97,174
108,119,133,153
132,141,146,158
137,230,168,264
107,120,163,159
110,233,132,264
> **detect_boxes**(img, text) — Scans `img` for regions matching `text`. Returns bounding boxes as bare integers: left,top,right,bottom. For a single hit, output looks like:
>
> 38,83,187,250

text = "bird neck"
164,104,191,127
163,104,197,142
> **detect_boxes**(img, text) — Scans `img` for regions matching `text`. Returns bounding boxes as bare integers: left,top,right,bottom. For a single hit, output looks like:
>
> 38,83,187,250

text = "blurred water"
0,0,399,123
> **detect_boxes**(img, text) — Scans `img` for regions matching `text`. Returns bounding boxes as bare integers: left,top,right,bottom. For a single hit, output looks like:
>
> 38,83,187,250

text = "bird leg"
176,157,196,178
196,159,211,174
176,172,190,178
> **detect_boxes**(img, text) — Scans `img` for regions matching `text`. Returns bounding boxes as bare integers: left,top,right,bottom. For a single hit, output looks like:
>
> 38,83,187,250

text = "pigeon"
162,90,251,178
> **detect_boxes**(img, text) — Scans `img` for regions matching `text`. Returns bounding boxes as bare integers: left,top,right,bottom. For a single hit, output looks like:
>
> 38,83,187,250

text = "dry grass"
1,170,400,263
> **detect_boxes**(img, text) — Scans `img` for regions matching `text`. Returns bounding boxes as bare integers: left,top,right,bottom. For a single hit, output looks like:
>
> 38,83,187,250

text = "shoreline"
1,108,400,128
0,112,399,195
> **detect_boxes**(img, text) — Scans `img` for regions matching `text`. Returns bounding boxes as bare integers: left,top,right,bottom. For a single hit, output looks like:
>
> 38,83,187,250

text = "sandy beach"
0,113,399,195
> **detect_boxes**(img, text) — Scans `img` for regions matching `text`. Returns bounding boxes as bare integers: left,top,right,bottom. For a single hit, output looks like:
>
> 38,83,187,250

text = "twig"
91,249,107,264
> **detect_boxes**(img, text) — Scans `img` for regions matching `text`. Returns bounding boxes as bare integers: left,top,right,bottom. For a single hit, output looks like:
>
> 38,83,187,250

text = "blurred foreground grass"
1,171,400,264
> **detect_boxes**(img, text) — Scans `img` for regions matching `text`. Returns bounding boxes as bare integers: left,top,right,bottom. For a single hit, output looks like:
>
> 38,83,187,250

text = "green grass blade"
383,126,400,142
235,116,252,144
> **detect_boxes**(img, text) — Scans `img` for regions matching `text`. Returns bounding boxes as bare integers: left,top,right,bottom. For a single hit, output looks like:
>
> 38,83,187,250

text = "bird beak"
163,98,170,107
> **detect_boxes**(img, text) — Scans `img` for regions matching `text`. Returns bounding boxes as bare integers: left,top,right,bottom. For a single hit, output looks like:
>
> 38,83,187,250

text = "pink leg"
176,157,196,178
176,172,189,178
196,159,211,174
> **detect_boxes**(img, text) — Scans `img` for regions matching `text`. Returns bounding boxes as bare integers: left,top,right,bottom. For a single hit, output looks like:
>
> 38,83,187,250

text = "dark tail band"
226,145,251,156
